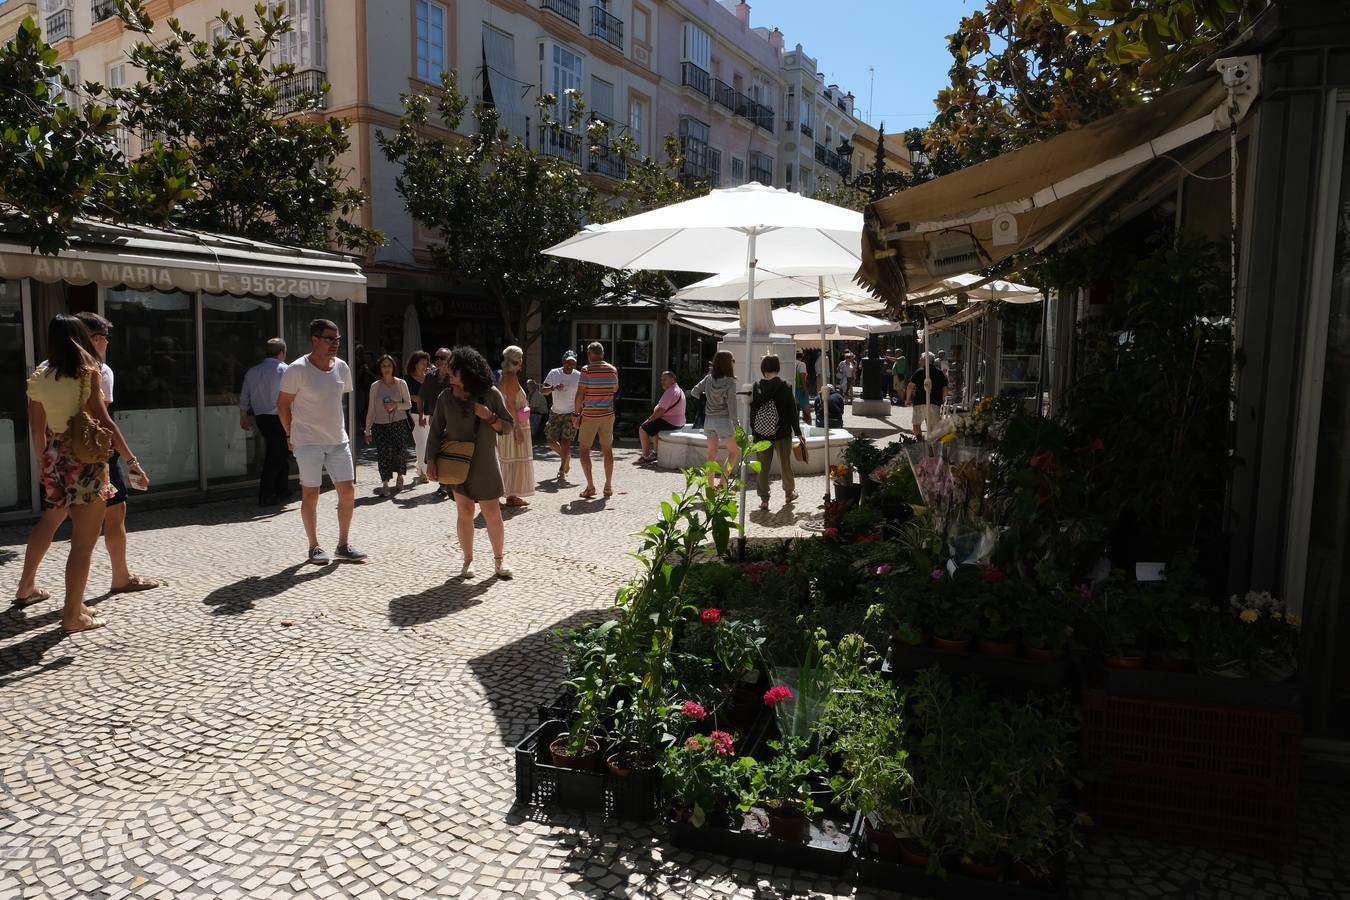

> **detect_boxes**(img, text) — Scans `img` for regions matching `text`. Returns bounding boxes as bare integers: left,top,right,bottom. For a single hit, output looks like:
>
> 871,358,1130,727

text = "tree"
922,0,1258,168
107,1,380,251
378,75,703,351
0,16,192,252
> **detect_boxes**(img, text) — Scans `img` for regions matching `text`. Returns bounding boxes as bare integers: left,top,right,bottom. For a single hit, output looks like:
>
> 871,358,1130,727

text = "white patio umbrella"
676,268,886,313
909,272,1042,302
544,183,864,549
773,296,901,338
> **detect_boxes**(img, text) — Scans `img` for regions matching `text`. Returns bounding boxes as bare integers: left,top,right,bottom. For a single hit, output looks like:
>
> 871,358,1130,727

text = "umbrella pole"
818,277,832,506
738,230,758,562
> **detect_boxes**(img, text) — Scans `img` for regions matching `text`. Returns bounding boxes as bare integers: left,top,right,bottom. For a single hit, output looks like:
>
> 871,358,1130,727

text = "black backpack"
750,380,782,440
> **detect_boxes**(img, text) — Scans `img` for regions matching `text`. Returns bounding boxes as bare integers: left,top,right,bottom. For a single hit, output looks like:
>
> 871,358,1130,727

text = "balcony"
540,124,584,166
92,0,118,24
713,79,739,113
749,153,773,185
680,62,710,97
588,144,627,180
815,142,849,176
45,8,72,42
748,100,774,134
589,6,623,49
274,68,328,114
800,122,814,140
542,0,580,25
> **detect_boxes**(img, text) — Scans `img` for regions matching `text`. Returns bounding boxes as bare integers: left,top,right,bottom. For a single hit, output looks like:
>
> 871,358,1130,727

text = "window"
202,295,278,485
483,24,525,138
749,151,773,185
784,162,793,189
272,0,324,70
681,23,710,69
551,43,584,107
106,64,130,159
731,156,745,186
209,20,230,43
629,96,647,156
589,75,614,123
708,148,722,188
416,0,446,81
60,60,79,106
633,4,650,42
679,116,709,175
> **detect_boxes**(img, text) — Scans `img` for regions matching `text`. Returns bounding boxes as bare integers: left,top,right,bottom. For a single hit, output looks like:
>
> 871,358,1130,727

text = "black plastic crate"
883,643,1069,693
667,807,860,876
514,720,662,820
1098,666,1300,711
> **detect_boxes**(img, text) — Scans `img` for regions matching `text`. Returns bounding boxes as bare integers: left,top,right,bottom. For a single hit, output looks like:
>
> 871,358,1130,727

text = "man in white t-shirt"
541,349,582,481
278,318,364,565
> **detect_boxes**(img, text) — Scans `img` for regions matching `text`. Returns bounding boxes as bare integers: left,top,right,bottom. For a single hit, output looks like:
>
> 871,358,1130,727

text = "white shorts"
912,404,941,434
294,441,355,487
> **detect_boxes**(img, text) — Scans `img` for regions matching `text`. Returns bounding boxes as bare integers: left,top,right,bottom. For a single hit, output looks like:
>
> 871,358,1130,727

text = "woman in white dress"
497,345,535,507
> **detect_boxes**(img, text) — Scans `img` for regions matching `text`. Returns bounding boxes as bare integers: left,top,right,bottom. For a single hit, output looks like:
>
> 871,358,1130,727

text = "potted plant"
1018,586,1075,660
550,686,606,770
662,730,752,828
874,572,932,649
928,568,979,652
843,436,886,501
1087,574,1147,668
738,737,825,842
975,567,1018,656
1236,591,1301,682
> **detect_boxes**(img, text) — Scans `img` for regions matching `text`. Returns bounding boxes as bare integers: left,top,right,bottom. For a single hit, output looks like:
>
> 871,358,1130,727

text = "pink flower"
1076,583,1093,600
930,568,944,581
700,608,722,626
763,685,793,706
709,730,734,756
684,736,702,750
680,701,707,721
823,527,839,539
876,564,892,576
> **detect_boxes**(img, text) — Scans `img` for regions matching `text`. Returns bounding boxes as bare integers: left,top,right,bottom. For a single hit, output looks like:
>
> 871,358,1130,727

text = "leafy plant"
840,503,884,541
843,436,887,477
662,732,753,828
1017,586,1076,654
739,737,825,818
928,568,981,641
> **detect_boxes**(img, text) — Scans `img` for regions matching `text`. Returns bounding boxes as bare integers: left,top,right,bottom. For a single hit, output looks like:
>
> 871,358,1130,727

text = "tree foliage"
0,1,379,253
922,0,1259,168
378,74,704,350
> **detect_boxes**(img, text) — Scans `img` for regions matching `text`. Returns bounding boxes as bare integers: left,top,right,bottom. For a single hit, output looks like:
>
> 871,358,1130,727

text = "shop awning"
0,216,367,303
671,313,736,336
859,58,1259,303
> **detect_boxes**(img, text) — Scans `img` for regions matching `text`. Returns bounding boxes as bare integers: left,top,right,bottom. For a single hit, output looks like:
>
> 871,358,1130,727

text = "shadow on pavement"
560,498,609,515
202,562,336,616
386,575,497,627
0,628,67,679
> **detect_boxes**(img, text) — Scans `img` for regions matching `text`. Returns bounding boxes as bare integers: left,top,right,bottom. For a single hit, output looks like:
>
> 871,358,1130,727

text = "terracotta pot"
1025,646,1063,662
548,735,601,770
960,858,1005,880
864,822,902,860
932,635,972,653
765,808,809,843
898,839,931,869
605,752,634,778
1147,654,1189,673
1011,859,1060,886
1104,654,1146,670
977,638,1018,657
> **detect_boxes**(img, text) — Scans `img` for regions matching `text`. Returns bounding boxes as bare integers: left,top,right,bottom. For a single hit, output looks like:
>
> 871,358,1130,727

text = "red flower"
680,701,707,721
700,608,722,626
1029,451,1054,470
684,736,703,751
763,685,793,706
709,730,735,756
823,527,839,539
982,565,1008,584
857,533,881,544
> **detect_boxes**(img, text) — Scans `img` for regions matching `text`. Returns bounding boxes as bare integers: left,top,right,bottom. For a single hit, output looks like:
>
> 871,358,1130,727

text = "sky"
747,0,978,132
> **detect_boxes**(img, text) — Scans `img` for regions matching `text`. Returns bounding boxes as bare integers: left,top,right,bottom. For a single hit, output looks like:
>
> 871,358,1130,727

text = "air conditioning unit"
922,231,983,278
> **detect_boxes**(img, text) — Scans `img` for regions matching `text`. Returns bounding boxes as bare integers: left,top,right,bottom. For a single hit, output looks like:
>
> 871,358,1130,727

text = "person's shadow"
387,576,496,627
202,562,337,616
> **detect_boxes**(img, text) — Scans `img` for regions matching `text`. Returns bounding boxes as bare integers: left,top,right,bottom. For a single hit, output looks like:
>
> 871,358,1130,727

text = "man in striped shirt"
571,341,619,498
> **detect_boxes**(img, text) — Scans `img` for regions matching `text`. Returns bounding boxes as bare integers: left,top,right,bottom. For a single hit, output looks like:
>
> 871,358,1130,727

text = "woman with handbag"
362,354,412,497
13,315,146,634
424,346,515,580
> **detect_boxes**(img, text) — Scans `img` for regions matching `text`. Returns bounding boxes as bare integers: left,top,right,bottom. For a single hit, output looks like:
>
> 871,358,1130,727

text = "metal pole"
818,276,832,504
737,230,758,560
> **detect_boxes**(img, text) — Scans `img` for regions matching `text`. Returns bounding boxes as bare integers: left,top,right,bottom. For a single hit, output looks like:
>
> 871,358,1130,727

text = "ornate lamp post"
835,124,908,414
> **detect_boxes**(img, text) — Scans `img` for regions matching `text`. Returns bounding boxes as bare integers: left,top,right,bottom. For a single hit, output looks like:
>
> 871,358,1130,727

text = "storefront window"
203,294,279,485
105,288,199,491
0,280,32,513
998,304,1042,402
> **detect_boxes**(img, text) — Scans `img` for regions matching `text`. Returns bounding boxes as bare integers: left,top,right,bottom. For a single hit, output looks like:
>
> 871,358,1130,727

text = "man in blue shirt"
239,338,291,505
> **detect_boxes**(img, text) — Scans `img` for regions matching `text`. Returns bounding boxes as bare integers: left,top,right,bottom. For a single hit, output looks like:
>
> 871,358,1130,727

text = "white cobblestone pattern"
0,441,1345,899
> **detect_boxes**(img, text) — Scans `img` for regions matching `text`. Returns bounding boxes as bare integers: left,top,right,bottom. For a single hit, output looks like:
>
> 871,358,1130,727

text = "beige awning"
859,58,1259,304
0,217,367,303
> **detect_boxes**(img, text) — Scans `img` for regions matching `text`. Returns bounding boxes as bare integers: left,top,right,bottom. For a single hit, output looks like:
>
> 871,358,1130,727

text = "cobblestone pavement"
1,441,1346,900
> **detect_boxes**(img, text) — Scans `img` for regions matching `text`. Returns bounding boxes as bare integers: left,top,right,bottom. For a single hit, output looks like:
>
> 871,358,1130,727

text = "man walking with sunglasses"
278,319,366,565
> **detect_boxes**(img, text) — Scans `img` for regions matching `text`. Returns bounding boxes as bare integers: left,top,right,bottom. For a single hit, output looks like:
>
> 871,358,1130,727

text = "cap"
563,350,577,361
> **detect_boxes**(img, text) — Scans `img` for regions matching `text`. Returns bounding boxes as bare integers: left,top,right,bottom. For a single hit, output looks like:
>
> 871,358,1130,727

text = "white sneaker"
460,558,475,579
494,556,513,580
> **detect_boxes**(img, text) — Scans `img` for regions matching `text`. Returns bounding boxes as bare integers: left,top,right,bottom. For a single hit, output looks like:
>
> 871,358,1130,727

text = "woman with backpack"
749,354,805,511
691,351,741,489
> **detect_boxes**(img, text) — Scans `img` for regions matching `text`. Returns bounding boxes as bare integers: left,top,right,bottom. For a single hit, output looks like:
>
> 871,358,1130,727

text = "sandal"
62,614,108,635
603,484,613,497
110,575,160,595
11,590,50,609
580,487,597,499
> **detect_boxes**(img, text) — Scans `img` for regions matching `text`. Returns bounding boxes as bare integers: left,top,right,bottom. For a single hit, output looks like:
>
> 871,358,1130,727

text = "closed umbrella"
401,304,422,369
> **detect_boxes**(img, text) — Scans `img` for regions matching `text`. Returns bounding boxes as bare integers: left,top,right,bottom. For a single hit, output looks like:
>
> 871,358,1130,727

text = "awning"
859,57,1259,303
671,314,736,336
0,216,367,303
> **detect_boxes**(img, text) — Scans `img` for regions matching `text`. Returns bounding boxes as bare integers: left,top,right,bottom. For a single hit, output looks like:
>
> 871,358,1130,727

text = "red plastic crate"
1081,689,1301,782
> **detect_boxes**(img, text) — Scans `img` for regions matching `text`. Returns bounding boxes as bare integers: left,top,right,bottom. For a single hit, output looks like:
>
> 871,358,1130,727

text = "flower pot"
977,638,1018,657
1025,646,1063,661
548,735,601,770
864,822,902,860
1147,654,1190,673
932,635,972,653
1104,654,1146,670
765,808,809,843
605,751,634,778
898,839,931,869
960,858,1005,880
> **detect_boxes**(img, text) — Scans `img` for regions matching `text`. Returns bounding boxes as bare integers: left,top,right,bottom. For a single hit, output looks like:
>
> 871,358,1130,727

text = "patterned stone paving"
1,442,1346,899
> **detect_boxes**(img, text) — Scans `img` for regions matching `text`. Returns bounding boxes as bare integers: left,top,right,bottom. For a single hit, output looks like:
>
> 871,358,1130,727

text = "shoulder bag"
436,402,481,486
65,369,114,464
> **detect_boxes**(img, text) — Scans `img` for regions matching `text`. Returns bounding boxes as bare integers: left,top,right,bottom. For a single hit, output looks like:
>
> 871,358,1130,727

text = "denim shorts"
293,441,354,487
703,416,735,439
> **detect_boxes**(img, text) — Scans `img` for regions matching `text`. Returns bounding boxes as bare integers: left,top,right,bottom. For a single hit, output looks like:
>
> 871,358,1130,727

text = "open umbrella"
676,268,886,312
544,183,864,550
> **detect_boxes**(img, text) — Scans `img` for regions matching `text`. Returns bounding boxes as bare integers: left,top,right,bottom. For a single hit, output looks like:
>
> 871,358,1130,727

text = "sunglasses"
317,334,341,344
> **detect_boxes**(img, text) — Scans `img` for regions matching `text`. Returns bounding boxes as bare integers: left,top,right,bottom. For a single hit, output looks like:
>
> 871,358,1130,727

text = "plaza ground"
1,425,1346,899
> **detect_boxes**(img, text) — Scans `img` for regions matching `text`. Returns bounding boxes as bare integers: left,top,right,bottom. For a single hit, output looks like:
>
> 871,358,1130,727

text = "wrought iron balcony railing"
800,122,814,139
274,68,328,114
748,100,774,134
680,62,710,97
542,0,580,25
92,0,118,24
589,6,623,49
540,124,584,165
45,9,73,42
713,79,737,112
